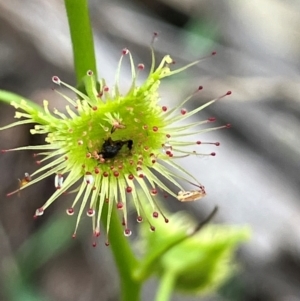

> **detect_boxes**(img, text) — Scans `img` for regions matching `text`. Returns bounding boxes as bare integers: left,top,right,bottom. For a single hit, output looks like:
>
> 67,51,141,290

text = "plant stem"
102,206,141,301
64,0,97,85
155,270,176,301
64,1,142,299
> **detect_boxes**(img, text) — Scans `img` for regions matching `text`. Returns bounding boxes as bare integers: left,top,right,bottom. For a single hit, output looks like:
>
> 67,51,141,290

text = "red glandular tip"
210,152,216,156
151,32,158,45
66,208,74,215
122,48,129,55
197,141,220,146
87,208,95,217
117,202,123,209
208,117,216,122
150,189,158,196
137,63,144,70
124,229,132,237
218,91,232,100
181,108,187,115
85,172,94,185
128,174,134,180
226,123,231,128
1,149,7,153
52,76,61,85
198,51,216,61
153,212,159,218
35,207,44,217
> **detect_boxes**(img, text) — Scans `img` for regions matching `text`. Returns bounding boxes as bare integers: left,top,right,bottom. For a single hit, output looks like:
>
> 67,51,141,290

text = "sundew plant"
0,1,250,301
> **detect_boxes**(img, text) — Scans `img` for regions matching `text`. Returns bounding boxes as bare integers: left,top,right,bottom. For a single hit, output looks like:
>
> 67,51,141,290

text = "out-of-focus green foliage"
138,209,250,298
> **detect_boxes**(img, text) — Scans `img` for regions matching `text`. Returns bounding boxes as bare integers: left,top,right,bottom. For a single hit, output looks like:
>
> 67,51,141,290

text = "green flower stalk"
1,48,231,245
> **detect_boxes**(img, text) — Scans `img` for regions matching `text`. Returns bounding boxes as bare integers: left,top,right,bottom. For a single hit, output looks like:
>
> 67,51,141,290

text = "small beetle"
99,137,133,159
177,184,206,202
98,126,133,159
7,172,31,197
19,172,31,187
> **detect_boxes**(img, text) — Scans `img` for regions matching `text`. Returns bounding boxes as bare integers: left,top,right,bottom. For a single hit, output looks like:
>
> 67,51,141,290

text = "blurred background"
1,0,300,300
